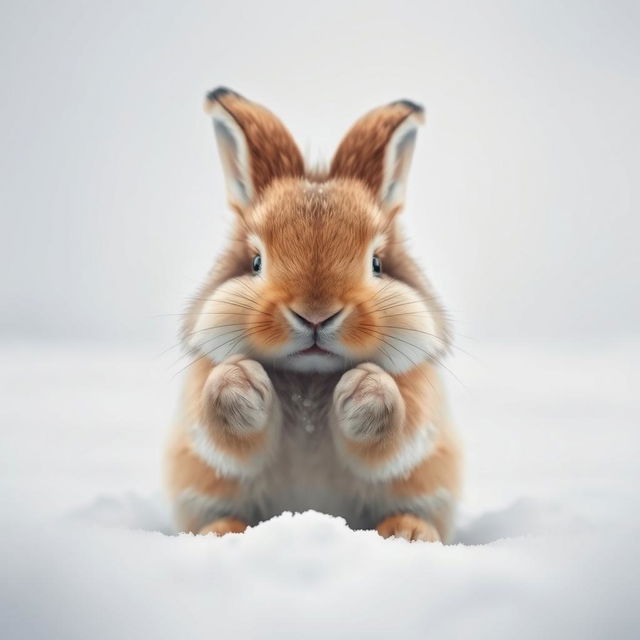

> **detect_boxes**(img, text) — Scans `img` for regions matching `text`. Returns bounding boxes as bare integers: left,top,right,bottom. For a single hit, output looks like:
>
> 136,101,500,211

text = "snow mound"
3,509,639,640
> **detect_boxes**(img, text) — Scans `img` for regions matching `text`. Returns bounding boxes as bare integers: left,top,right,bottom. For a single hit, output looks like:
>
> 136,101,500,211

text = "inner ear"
380,118,419,213
211,106,253,209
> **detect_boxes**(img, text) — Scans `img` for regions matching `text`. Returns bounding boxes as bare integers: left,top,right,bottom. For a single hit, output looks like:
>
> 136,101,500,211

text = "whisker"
185,292,271,315
192,311,261,316
171,351,210,378
379,310,449,319
356,295,442,317
182,320,272,341
374,342,394,368
373,299,432,313
368,324,474,358
209,299,261,312
183,324,263,347
236,278,261,298
170,324,270,364
357,326,437,393
172,325,271,376
357,326,419,369
191,297,275,318
362,326,440,358
356,279,396,307
430,355,467,389
368,291,405,308
219,287,263,306
360,323,453,349
360,327,463,388
365,326,462,358
363,323,446,339
219,325,273,361
196,325,265,355
156,341,185,357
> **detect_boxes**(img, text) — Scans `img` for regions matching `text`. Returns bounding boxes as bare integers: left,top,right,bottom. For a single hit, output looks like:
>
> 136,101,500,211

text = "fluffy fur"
164,87,462,542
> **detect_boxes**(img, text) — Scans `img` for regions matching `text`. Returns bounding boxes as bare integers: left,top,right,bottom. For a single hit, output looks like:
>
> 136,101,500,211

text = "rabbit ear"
330,100,424,215
204,87,305,213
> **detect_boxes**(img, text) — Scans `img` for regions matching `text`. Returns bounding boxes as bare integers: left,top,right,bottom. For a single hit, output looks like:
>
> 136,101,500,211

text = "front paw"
203,355,274,433
333,363,405,440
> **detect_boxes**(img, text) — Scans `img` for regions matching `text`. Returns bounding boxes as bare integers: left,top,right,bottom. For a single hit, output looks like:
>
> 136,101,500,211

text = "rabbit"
164,87,462,542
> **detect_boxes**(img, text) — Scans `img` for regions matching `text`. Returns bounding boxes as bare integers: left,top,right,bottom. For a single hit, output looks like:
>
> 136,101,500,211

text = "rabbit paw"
199,517,248,536
333,363,404,440
377,514,441,542
203,355,274,433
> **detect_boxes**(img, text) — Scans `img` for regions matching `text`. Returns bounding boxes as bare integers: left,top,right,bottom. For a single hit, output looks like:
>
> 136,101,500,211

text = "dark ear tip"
391,99,424,114
205,86,241,103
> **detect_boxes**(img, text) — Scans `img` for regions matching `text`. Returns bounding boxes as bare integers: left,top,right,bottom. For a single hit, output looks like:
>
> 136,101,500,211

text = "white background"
2,0,638,346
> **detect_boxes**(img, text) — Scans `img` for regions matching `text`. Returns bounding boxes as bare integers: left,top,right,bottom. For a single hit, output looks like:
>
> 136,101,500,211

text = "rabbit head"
183,87,449,374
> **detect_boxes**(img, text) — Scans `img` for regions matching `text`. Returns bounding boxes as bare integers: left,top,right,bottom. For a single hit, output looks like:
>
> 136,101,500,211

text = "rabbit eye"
252,255,262,273
372,255,382,275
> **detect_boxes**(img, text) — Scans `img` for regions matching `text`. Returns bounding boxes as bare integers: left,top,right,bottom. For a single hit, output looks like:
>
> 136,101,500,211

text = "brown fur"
205,89,304,203
392,430,462,499
336,361,439,466
199,517,248,536
377,514,440,542
165,88,461,542
164,359,241,499
330,101,424,199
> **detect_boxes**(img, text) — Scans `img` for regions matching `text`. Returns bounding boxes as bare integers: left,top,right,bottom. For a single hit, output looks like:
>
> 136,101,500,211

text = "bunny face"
183,89,449,374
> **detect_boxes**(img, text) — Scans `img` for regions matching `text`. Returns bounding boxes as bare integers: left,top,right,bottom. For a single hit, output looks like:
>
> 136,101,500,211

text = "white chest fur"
258,371,360,522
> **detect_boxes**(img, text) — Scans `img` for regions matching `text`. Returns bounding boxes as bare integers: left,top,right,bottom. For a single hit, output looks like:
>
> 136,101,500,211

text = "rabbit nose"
289,308,343,329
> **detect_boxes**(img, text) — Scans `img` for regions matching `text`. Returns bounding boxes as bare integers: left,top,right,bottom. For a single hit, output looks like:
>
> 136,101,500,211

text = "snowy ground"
1,340,639,639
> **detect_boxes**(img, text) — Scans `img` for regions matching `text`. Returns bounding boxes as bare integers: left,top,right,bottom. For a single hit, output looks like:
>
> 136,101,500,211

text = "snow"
2,340,639,639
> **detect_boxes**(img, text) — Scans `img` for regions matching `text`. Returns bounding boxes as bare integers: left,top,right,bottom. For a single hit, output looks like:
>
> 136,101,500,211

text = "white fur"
335,422,437,482
364,278,446,374
374,328,440,374
189,421,277,479
380,112,421,211
209,102,254,209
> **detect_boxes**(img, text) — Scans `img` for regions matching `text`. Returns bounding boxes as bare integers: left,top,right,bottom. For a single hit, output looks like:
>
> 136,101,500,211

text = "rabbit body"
165,88,462,542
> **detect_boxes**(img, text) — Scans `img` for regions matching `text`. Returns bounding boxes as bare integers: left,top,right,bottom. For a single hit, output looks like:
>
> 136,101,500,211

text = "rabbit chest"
251,369,382,528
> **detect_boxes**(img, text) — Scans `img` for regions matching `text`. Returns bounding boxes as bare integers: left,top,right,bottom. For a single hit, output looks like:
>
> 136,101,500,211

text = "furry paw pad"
204,355,274,432
333,363,404,440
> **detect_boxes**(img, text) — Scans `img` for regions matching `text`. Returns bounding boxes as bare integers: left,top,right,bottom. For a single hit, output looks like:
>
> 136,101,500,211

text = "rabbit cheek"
247,324,289,354
338,303,382,356
344,290,444,374
244,306,291,355
340,324,380,357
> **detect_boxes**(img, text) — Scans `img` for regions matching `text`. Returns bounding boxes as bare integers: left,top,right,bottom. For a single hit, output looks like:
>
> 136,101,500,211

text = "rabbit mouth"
293,344,336,357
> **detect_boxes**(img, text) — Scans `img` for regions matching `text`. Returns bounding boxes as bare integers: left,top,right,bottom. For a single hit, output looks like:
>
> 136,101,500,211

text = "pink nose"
289,308,343,329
